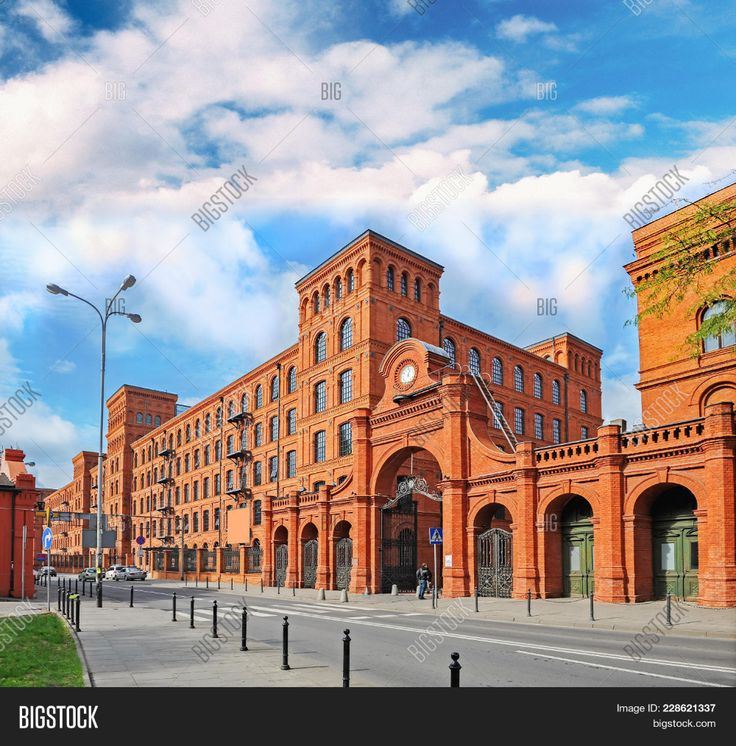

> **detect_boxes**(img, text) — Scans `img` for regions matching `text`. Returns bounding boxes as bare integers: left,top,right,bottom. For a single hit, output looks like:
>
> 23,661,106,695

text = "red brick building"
45,183,736,606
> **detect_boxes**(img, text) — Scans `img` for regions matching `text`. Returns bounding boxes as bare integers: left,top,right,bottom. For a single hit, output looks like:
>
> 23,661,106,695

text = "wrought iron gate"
302,539,318,589
275,543,288,587
336,537,352,590
381,493,418,593
477,528,513,597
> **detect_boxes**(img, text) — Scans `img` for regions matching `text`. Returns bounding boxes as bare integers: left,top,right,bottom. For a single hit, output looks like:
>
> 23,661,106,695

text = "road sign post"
429,527,443,609
42,527,53,612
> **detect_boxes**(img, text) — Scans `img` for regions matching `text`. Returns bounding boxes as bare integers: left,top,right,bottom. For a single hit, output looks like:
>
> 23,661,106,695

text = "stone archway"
273,525,288,587
301,522,318,589
472,502,514,597
333,520,352,590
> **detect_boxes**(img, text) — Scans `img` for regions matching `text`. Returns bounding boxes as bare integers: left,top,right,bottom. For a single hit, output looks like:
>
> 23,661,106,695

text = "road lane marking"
515,651,729,687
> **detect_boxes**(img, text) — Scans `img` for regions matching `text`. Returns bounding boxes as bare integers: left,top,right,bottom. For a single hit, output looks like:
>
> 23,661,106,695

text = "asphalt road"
58,575,736,688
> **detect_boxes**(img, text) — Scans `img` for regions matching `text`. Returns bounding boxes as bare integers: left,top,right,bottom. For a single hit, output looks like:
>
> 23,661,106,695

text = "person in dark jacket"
416,563,432,599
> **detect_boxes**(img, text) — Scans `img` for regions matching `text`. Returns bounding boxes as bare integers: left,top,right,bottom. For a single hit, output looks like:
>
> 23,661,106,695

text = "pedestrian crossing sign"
429,527,443,544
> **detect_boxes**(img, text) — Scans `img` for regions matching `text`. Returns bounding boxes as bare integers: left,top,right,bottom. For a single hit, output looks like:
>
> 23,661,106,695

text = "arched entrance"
301,523,318,589
274,526,288,587
652,487,698,600
374,446,443,593
333,521,352,591
561,496,594,597
474,503,513,597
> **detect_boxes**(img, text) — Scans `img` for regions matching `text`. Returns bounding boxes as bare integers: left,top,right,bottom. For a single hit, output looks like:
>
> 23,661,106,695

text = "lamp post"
47,277,141,590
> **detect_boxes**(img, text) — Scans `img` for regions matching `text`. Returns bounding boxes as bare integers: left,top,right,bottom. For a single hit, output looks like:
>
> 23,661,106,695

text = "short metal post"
75,580,78,595
474,587,479,612
96,581,102,608
195,576,198,588
190,597,195,629
292,584,296,597
64,589,69,618
184,575,188,587
281,616,290,670
449,652,461,687
217,576,220,590
342,629,351,688
172,592,177,622
69,595,75,625
527,588,532,617
666,591,672,627
260,578,263,593
230,578,233,591
245,578,248,592
130,586,134,607
589,591,595,622
277,578,280,595
57,586,61,611
240,606,248,651
75,596,81,632
89,579,93,598
206,577,209,590
212,599,218,638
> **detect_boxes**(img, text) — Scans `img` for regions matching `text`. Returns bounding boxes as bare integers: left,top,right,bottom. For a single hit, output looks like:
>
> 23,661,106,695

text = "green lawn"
0,613,84,687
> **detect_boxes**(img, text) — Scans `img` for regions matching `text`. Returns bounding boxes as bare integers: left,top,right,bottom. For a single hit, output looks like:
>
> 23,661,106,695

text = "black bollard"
64,589,69,618
245,578,248,592
190,597,195,629
342,629,351,688
260,578,263,593
96,581,102,608
195,577,198,588
292,584,296,597
527,588,532,617
240,606,248,652
206,577,209,590
281,616,290,670
212,600,218,638
57,576,60,590
449,652,461,687
75,596,81,632
277,578,280,595
172,593,177,622
57,586,61,611
589,592,595,622
70,595,75,627
75,579,78,595
474,587,479,613
89,579,93,598
184,575,188,587
230,578,233,591
130,586,134,607
666,591,672,627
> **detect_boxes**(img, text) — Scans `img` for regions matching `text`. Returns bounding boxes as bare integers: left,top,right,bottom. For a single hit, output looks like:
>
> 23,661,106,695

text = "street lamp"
46,276,142,591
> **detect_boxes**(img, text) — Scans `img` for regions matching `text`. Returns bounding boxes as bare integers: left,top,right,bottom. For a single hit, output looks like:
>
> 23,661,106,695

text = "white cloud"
15,0,75,43
49,359,76,374
496,14,557,43
575,96,638,116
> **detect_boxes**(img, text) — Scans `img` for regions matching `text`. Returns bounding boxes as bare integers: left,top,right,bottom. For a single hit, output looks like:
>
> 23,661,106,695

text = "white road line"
245,605,735,680
347,616,372,620
374,614,397,618
515,651,729,687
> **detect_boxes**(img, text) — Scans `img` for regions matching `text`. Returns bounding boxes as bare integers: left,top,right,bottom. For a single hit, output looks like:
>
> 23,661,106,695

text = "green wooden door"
561,496,594,597
653,517,698,600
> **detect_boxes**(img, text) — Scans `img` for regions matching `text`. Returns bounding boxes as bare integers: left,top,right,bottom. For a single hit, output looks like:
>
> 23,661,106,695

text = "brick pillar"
594,423,627,602
369,496,382,594
215,547,224,578
699,402,736,607
286,491,299,588
317,485,331,589
511,443,539,598
239,545,247,580
623,514,652,602
353,495,372,593
351,408,373,592
262,495,273,585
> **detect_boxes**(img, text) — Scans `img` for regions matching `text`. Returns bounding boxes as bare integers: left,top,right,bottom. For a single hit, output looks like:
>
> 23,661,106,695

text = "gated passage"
275,543,288,586
302,539,317,589
336,537,352,590
477,528,513,597
381,494,417,593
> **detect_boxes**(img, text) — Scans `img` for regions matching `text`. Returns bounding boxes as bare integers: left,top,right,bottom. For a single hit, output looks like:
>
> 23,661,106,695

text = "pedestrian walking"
416,563,432,599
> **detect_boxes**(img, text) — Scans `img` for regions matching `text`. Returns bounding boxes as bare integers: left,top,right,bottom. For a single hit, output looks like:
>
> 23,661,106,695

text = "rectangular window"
253,461,262,486
287,450,297,478
340,370,353,404
288,408,297,435
193,481,199,501
214,474,221,495
253,500,262,525
271,416,279,442
534,413,544,440
269,456,278,482
314,430,326,463
514,407,524,435
339,421,353,456
184,484,189,503
492,401,504,429
315,381,327,413
203,477,210,499
255,424,263,447
581,426,589,439
552,419,561,445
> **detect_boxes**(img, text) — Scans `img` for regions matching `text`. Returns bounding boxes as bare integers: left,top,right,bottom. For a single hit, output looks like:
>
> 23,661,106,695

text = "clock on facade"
399,364,416,386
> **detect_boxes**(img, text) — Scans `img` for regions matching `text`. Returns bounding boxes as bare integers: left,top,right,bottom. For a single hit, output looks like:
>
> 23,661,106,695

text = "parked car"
36,566,56,577
105,565,127,581
123,566,147,581
78,567,98,581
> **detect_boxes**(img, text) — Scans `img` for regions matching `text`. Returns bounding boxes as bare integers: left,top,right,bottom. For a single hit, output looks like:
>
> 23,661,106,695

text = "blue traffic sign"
42,527,53,551
429,527,443,545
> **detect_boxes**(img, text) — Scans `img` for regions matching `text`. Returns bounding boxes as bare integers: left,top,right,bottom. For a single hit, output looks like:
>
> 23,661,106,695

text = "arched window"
492,357,503,385
443,337,456,366
552,379,561,405
314,430,326,462
400,272,408,296
396,317,411,341
580,389,588,414
514,365,524,392
215,407,222,428
255,385,263,408
241,394,248,412
204,445,210,466
185,424,191,442
146,414,152,425
254,423,263,447
469,347,481,375
324,285,331,308
347,269,355,293
228,399,235,418
335,277,342,300
315,332,327,363
195,419,201,438
271,375,279,401
204,414,211,433
339,369,353,404
177,429,182,446
702,301,736,351
154,415,161,426
313,291,320,314
340,317,353,351
215,440,221,461
287,366,297,393
386,266,395,291
533,373,543,399
270,416,279,442
136,412,143,424
414,278,421,302
314,381,327,413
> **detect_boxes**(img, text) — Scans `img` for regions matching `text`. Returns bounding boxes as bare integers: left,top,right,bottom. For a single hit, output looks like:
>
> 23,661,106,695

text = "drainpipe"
276,362,282,498
563,372,570,442
9,486,18,596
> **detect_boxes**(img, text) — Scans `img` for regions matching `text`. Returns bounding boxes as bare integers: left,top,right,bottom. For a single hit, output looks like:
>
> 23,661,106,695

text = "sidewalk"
138,579,736,640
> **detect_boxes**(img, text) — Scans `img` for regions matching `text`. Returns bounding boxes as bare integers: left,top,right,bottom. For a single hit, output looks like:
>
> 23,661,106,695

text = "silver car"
105,565,127,580
123,566,147,581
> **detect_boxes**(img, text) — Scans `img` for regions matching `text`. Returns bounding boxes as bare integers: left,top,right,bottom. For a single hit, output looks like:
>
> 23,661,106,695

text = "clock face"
399,364,416,385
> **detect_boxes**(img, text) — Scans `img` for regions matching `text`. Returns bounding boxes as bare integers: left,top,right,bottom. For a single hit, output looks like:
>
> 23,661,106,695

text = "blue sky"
1,0,734,487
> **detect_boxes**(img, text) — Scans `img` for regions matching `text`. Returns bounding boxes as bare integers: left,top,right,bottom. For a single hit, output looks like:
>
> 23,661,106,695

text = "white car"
123,566,147,581
105,565,127,580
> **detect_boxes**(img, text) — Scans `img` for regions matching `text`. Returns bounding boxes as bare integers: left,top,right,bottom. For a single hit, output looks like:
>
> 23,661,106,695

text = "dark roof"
525,332,603,355
296,229,444,286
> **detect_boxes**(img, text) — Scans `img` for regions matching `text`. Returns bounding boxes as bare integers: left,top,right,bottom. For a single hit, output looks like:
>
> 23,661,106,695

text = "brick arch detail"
370,441,449,497
623,472,705,516
537,484,601,520
467,493,519,527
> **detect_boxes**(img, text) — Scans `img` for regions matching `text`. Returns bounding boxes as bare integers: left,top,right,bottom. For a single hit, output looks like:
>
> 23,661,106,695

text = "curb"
53,610,94,688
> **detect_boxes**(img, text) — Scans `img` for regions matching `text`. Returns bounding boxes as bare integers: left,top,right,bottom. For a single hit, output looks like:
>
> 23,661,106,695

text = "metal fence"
184,549,197,573
223,549,240,573
246,545,262,573
166,551,179,572
154,550,165,571
201,550,217,572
